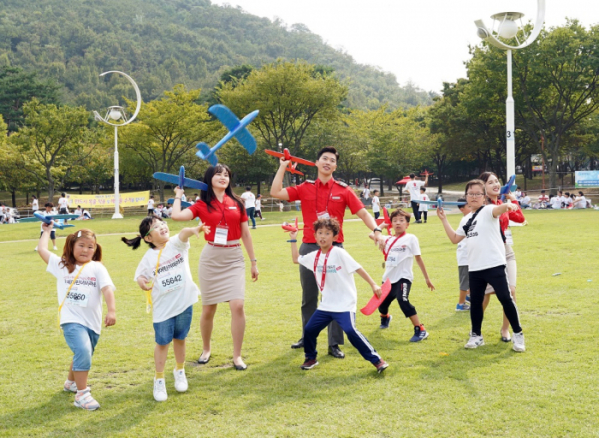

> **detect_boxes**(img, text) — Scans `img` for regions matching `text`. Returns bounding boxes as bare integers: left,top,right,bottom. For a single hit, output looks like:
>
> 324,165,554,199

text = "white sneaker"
465,334,485,349
512,332,526,352
53,246,58,250
173,368,188,392
34,247,38,251
63,380,77,393
153,378,168,402
73,388,100,410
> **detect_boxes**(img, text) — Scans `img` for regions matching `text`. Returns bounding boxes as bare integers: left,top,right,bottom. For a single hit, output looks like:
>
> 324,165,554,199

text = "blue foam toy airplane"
196,104,259,166
153,166,208,192
500,174,517,201
418,198,467,210
166,198,192,208
17,211,77,229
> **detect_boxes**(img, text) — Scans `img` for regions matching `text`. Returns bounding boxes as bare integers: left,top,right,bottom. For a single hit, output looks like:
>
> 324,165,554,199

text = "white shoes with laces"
153,378,167,402
512,332,526,352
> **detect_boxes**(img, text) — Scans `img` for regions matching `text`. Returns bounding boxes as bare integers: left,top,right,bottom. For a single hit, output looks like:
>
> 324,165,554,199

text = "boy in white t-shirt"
34,203,58,251
437,179,525,352
58,192,69,214
123,216,208,402
406,173,429,223
371,190,381,219
369,209,435,342
147,196,155,216
418,187,429,223
455,199,471,311
289,218,389,373
241,186,256,229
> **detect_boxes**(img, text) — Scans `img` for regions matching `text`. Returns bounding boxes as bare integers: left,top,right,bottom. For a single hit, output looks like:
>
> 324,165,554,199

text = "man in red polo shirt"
271,147,385,358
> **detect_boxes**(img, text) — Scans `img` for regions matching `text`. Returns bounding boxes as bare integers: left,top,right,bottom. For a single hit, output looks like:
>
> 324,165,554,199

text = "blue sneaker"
410,326,429,342
380,314,392,329
456,302,471,311
465,294,471,302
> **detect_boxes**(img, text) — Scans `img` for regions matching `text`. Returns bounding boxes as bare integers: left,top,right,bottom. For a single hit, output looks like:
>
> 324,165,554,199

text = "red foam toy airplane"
265,148,315,176
375,207,392,235
420,169,434,177
282,217,300,233
360,279,392,316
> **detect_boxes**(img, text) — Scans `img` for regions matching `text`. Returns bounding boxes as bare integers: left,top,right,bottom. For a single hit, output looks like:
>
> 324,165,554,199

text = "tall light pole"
93,71,142,219
474,0,545,180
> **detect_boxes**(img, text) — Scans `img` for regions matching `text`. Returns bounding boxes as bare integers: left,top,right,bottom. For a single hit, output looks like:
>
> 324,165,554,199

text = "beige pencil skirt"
198,241,245,305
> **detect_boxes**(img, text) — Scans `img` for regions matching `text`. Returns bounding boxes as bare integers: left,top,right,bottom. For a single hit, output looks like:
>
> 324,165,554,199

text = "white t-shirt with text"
298,246,361,313
407,180,425,201
134,235,199,323
456,205,506,272
419,194,429,211
47,254,115,335
241,192,256,209
381,233,421,283
147,199,155,210
58,197,68,210
372,196,380,213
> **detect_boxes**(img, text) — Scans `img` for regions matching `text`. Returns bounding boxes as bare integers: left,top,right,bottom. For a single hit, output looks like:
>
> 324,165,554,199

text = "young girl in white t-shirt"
122,216,208,402
37,225,116,411
437,179,525,352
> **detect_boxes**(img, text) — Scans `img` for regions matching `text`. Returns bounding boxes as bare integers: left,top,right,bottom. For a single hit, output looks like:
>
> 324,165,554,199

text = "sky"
211,0,597,93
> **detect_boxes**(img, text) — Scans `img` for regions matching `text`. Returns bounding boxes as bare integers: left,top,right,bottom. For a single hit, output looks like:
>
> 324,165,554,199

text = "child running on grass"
288,218,389,373
122,216,208,402
437,179,525,352
37,225,116,411
369,209,435,341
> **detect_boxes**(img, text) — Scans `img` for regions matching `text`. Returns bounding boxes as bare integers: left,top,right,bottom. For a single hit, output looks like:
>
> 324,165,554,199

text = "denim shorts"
62,323,100,371
153,305,193,345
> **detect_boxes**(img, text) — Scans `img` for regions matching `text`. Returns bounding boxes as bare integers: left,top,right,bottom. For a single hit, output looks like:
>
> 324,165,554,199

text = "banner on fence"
575,171,599,188
67,191,150,208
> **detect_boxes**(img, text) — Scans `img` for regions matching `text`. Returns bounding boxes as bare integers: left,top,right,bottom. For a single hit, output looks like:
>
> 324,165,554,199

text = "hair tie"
77,231,82,238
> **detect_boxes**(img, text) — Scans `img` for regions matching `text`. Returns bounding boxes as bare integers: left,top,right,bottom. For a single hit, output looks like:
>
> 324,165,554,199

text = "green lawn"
1,209,598,437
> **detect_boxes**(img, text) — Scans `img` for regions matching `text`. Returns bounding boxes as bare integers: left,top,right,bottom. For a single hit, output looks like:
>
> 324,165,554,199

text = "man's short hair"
312,217,340,236
409,173,416,179
316,147,339,161
245,186,251,191
389,208,411,223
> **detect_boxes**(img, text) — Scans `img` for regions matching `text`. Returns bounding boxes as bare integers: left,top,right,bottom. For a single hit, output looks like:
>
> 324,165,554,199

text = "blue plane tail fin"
195,142,218,166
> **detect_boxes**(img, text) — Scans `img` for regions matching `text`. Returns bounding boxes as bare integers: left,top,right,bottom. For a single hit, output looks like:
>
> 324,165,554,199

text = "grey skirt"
199,242,245,305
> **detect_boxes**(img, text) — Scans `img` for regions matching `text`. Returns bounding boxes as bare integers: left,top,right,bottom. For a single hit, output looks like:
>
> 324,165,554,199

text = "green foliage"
0,0,432,112
0,66,60,132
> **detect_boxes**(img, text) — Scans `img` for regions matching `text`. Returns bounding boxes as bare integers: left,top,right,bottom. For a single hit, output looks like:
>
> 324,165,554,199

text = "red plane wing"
265,149,284,158
265,149,315,167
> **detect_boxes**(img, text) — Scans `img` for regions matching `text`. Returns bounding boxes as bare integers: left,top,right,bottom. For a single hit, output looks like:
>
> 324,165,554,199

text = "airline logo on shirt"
316,264,341,273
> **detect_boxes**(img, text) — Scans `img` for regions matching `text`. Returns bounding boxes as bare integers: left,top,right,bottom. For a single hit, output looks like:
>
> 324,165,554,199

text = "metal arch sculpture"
92,71,142,127
474,0,545,51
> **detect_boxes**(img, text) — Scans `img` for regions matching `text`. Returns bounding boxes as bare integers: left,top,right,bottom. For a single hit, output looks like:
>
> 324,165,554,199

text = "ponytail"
121,236,143,250
122,216,164,250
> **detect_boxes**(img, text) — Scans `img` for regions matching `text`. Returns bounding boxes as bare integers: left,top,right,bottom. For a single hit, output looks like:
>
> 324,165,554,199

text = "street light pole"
93,71,142,219
475,0,545,181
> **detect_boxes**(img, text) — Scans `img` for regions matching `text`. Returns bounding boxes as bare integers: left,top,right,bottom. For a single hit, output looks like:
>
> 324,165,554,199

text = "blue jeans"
153,305,193,345
304,310,381,364
62,323,100,371
246,207,256,228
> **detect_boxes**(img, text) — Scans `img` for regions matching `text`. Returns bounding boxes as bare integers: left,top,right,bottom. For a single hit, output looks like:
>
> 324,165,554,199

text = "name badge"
228,206,237,210
331,196,341,200
214,225,229,245
505,229,514,246
317,211,330,220
386,255,400,267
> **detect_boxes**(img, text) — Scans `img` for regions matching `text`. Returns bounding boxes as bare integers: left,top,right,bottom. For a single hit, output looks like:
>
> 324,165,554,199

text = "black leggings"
469,265,522,336
421,211,428,221
378,279,417,318
255,210,263,219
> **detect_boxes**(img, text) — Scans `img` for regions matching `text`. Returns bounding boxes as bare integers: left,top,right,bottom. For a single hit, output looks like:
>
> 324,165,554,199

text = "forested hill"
0,0,433,111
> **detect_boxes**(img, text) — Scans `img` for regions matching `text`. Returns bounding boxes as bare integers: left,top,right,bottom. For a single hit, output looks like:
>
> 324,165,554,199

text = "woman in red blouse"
479,171,526,342
171,164,258,371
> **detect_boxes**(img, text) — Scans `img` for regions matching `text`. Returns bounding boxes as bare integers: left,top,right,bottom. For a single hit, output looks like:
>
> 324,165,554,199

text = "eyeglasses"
466,193,485,198
145,222,166,236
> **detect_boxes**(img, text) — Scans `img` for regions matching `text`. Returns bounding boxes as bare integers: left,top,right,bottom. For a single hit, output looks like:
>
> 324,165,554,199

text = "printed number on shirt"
65,288,89,307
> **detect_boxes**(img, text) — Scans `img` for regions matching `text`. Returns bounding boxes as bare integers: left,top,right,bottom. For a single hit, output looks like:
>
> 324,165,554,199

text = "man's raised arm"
270,158,291,201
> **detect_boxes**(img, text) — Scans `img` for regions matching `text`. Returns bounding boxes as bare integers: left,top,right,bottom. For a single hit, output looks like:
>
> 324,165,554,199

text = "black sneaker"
300,359,319,370
380,314,392,329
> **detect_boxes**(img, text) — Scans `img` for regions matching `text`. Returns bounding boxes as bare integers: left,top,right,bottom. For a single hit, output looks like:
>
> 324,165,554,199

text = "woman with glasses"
478,172,526,343
437,179,525,352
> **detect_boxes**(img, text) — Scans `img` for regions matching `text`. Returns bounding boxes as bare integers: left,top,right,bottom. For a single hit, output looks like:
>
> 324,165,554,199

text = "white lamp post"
93,71,142,219
474,0,545,180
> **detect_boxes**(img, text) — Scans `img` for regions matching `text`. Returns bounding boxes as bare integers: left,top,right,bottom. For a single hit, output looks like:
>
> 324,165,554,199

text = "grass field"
1,209,598,437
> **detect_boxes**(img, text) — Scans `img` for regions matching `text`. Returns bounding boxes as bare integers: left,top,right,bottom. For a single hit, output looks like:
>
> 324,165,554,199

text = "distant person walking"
241,187,256,229
406,173,429,223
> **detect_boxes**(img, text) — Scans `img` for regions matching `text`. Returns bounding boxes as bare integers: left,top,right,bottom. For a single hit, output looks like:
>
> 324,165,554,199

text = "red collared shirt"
286,178,364,243
489,198,525,233
188,195,248,241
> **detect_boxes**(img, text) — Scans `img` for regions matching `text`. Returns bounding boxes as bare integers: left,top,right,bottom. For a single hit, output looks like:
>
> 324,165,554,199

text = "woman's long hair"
121,216,164,250
60,229,102,273
201,164,245,213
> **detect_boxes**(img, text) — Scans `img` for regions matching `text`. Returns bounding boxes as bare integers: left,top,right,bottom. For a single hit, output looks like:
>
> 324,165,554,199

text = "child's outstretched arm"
289,230,300,264
178,223,210,242
101,285,116,327
355,268,382,298
415,255,435,291
437,208,465,244
492,202,517,218
37,222,54,265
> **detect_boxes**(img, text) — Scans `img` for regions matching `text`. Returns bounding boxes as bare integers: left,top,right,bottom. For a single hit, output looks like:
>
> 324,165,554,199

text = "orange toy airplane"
265,148,315,176
375,207,392,235
282,217,300,233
